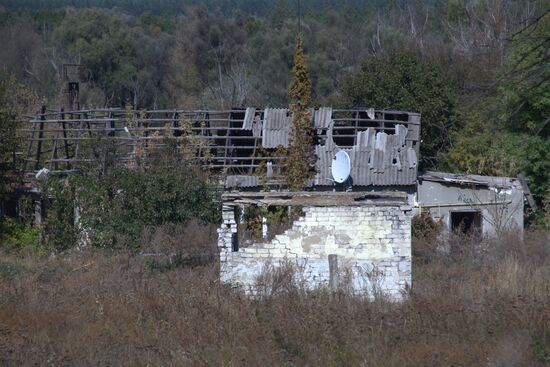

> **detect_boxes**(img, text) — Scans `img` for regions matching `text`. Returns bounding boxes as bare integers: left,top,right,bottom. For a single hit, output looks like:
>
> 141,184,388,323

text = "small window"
450,211,481,235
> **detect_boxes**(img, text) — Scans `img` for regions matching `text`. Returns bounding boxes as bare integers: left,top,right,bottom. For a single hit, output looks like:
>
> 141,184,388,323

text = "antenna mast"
298,0,301,34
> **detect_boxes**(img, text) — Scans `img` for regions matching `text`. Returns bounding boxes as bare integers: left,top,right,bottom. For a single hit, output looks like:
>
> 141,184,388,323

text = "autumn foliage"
285,34,316,191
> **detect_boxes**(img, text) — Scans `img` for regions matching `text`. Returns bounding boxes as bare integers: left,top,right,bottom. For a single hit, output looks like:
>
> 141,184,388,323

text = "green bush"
0,218,40,252
339,49,458,168
44,168,220,250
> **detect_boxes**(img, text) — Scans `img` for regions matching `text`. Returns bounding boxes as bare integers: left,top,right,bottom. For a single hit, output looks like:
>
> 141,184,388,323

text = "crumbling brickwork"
218,204,412,299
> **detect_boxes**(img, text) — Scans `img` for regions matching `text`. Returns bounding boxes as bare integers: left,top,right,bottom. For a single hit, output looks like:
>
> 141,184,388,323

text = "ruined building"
17,106,528,298
216,107,419,298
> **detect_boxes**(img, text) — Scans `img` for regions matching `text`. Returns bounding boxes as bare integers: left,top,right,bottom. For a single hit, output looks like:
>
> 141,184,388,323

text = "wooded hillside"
0,0,548,207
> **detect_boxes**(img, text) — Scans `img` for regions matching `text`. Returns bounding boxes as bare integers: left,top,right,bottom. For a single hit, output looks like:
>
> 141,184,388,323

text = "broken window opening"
450,210,482,235
383,122,396,134
236,204,304,249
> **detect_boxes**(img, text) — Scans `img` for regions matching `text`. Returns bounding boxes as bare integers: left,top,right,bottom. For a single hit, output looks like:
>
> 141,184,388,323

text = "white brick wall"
218,205,412,300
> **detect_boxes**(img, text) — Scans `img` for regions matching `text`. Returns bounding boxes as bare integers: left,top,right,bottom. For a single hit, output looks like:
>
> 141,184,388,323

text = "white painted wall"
218,205,412,300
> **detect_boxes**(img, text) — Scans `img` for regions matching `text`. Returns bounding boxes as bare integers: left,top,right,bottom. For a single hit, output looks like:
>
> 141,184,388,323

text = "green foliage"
285,34,316,191
531,332,550,364
0,75,37,199
0,0,378,17
501,13,550,137
441,14,550,205
340,49,458,167
56,8,171,107
438,116,519,177
44,168,220,250
0,81,17,199
0,75,40,200
0,218,40,252
442,121,550,203
43,177,78,252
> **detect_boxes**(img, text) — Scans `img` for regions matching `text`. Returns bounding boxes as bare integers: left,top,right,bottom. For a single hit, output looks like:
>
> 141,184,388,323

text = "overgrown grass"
1,231,549,366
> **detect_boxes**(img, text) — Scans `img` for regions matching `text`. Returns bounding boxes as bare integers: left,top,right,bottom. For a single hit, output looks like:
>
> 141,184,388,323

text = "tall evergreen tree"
285,34,316,191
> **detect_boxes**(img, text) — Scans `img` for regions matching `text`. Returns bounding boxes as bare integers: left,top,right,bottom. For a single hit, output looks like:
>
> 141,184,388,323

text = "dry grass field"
1,230,549,366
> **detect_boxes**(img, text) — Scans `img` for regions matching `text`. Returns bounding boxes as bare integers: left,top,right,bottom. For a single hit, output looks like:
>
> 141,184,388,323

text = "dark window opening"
1,198,17,218
231,232,239,252
451,211,481,235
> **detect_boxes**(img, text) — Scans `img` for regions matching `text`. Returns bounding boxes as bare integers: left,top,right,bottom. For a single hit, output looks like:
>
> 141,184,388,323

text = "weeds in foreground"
0,231,549,366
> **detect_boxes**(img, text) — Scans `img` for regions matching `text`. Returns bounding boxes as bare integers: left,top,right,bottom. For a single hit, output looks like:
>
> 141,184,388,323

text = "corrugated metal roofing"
314,124,417,186
262,108,291,148
22,106,421,188
419,171,521,189
242,107,256,129
313,107,332,128
225,175,259,188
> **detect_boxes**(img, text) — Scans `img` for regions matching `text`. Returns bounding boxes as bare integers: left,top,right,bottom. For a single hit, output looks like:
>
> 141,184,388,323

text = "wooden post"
34,197,44,245
172,110,180,137
73,111,83,170
354,110,359,146
328,254,339,290
34,105,46,170
60,108,71,170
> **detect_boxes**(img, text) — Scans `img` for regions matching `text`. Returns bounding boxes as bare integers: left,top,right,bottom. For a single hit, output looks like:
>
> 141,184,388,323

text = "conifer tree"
285,34,316,191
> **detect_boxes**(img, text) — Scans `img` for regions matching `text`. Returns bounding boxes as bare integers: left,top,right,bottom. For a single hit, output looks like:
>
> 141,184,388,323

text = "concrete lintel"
222,191,407,207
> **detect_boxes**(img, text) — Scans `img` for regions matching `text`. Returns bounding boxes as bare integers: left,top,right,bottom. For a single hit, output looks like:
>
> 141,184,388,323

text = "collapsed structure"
218,191,412,298
15,106,529,298
417,172,527,237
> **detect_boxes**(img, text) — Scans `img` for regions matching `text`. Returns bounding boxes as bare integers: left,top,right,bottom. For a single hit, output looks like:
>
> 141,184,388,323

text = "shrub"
412,210,441,241
43,168,220,250
0,218,40,252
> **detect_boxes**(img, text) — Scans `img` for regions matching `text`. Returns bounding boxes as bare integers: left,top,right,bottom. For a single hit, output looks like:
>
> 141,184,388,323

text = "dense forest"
3,0,383,16
0,0,549,207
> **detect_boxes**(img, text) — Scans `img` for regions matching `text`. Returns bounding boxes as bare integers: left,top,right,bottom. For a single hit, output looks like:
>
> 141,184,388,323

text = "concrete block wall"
218,205,412,300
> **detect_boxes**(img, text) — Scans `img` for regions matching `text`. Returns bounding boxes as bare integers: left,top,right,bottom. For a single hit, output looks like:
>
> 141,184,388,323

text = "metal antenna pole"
298,0,301,34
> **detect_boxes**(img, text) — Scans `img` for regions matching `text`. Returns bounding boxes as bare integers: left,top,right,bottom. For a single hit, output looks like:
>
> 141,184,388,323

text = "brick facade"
218,204,412,300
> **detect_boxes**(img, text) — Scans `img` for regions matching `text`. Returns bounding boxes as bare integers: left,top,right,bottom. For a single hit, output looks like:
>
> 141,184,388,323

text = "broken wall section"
218,195,412,300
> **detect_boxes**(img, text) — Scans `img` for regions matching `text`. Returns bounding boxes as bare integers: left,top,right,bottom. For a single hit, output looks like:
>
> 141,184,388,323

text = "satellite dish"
331,150,351,183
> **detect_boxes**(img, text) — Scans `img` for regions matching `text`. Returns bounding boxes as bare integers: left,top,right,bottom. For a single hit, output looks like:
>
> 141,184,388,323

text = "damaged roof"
419,171,522,189
221,107,421,187
20,106,422,189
